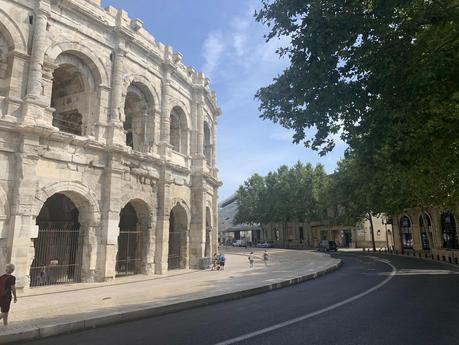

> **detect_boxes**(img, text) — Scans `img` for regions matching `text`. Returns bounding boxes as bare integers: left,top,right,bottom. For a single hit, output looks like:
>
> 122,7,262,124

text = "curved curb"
0,260,342,344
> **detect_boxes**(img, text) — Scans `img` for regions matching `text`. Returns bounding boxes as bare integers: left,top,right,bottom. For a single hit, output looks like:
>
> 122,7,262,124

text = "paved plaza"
0,249,340,343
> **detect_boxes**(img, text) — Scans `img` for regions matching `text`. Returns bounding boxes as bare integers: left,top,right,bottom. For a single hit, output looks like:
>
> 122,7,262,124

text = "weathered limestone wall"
0,0,221,288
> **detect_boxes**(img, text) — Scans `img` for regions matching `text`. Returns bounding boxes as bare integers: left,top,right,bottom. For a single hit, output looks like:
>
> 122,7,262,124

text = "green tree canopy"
235,162,329,225
255,0,459,209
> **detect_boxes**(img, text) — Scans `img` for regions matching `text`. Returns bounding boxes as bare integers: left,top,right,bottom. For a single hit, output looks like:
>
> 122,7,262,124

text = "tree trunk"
368,211,376,252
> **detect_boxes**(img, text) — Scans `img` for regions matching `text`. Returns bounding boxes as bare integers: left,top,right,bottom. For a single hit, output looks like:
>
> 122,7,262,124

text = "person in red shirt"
0,264,17,326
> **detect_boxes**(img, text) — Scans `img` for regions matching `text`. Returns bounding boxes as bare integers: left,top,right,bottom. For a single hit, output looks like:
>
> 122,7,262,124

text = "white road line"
214,257,396,345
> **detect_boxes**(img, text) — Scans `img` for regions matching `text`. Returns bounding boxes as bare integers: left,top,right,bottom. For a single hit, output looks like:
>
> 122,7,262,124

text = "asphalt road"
20,253,459,345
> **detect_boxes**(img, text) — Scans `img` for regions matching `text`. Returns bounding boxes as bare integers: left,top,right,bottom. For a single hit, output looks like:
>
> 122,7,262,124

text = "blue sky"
103,0,346,201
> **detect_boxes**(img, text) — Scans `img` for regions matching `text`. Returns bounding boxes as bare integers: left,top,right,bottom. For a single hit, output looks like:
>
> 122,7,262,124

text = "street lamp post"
382,215,392,252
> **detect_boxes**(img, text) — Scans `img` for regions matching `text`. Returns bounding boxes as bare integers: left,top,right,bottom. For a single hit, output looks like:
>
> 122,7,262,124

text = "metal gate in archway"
30,227,81,286
30,193,82,287
116,228,142,276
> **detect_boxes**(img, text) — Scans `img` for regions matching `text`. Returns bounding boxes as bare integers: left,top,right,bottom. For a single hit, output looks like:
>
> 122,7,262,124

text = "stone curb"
377,252,459,269
0,259,342,344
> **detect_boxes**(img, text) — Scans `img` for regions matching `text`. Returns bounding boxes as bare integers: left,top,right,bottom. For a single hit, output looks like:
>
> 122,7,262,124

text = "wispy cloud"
202,31,225,80
202,0,345,199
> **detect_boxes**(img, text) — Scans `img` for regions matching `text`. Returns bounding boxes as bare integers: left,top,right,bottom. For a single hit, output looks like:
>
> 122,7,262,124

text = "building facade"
218,195,261,245
219,195,391,249
391,207,459,264
0,0,221,288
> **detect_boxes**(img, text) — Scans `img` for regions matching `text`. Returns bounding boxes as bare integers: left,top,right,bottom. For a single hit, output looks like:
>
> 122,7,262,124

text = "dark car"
319,240,338,252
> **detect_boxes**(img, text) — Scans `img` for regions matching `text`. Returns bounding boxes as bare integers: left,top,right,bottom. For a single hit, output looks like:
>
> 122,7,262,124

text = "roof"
218,196,261,233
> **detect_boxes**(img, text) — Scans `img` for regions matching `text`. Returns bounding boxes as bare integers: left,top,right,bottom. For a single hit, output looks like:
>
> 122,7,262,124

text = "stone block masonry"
0,0,221,288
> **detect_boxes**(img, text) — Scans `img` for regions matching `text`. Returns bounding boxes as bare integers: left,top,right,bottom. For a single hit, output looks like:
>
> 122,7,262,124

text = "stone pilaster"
155,169,171,274
160,68,171,140
196,99,204,157
98,154,123,280
189,176,205,268
211,188,219,255
8,134,41,288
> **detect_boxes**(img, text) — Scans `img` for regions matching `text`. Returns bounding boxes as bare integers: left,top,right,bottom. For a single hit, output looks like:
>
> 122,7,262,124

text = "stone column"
196,100,204,157
155,170,171,274
159,67,172,155
21,0,52,126
8,134,41,289
107,48,126,146
26,1,50,99
211,123,217,168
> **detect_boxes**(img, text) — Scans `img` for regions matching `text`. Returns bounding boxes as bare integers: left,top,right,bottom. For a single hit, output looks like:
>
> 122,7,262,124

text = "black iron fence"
116,229,141,276
30,228,81,287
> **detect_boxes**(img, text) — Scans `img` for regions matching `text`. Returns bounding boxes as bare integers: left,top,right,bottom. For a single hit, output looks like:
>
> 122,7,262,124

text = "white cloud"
202,31,225,80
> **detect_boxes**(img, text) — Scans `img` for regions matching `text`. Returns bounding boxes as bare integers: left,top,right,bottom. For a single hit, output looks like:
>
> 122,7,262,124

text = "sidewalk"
0,248,341,343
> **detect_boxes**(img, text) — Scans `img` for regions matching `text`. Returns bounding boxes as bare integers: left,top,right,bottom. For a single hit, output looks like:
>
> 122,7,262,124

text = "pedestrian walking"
218,253,226,270
263,250,269,266
0,264,17,326
248,252,254,268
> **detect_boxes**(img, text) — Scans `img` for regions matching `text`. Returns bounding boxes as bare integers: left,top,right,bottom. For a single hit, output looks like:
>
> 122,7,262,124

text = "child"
263,250,269,266
218,254,226,270
248,252,254,268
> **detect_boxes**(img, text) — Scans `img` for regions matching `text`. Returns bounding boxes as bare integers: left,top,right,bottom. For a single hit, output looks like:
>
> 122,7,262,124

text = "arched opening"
123,83,153,151
30,194,82,286
204,122,212,165
205,207,212,257
400,216,413,249
116,202,143,276
51,53,98,136
441,212,458,249
168,204,188,270
0,30,12,97
169,106,188,155
419,213,432,250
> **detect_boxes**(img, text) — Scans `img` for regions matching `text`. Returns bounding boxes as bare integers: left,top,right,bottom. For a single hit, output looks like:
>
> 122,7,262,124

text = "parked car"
256,241,273,248
232,240,243,247
319,240,338,252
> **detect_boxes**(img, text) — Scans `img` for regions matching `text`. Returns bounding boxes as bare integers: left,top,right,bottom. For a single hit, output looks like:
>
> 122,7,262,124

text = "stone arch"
49,49,103,136
168,200,189,270
122,77,159,151
0,10,25,97
169,198,191,226
0,9,27,53
441,211,458,249
122,75,160,114
168,100,191,129
418,211,432,250
45,41,109,87
170,106,189,155
31,182,101,285
117,198,153,275
33,182,100,224
399,214,413,250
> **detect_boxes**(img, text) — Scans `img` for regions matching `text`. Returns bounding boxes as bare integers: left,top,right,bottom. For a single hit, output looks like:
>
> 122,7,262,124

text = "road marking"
214,257,396,345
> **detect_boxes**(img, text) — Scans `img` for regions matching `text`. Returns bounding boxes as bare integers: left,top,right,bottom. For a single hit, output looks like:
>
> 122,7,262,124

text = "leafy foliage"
234,162,329,225
255,0,459,210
